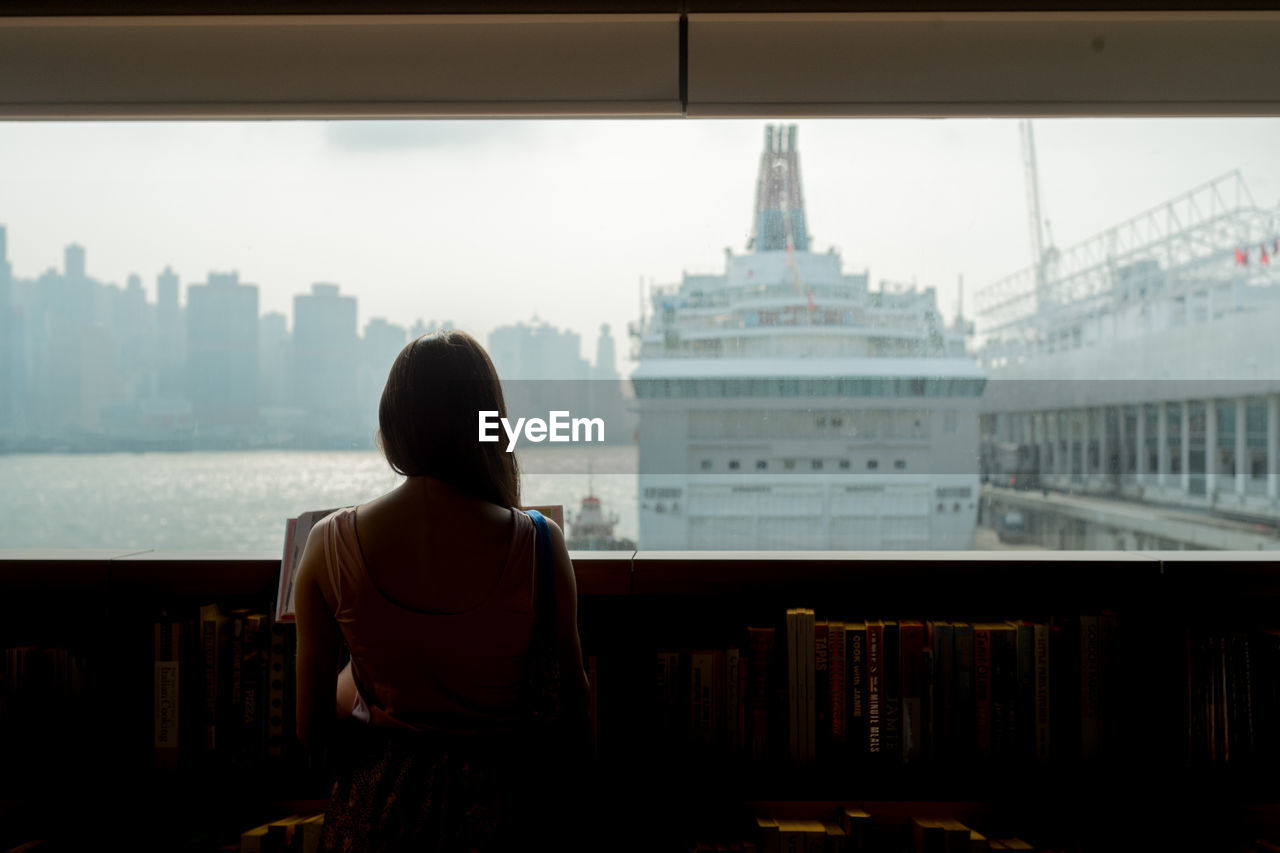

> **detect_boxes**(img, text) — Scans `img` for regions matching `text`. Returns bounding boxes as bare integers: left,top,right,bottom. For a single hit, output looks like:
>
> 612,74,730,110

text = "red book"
829,622,846,749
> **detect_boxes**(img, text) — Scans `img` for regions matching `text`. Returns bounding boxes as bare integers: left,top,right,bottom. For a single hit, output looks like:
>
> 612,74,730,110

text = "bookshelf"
1,549,1278,852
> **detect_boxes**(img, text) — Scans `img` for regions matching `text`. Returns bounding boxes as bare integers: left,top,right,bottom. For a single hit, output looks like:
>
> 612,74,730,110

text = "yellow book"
240,825,269,853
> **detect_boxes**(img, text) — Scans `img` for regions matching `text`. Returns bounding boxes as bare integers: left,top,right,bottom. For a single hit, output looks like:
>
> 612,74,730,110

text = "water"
0,446,639,552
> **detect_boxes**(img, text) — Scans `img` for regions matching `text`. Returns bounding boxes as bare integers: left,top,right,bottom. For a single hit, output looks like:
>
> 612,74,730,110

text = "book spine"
933,623,953,762
276,517,298,623
1050,616,1079,764
787,611,800,765
952,623,974,763
726,647,741,756
1016,622,1035,763
282,623,298,765
712,650,726,751
267,619,286,761
974,625,993,762
228,611,246,760
1034,623,1051,762
882,622,902,762
746,628,774,763
199,604,223,755
1080,614,1101,760
829,622,846,752
900,621,924,764
814,622,830,764
1099,609,1119,759
846,624,867,758
242,613,268,766
691,651,716,749
867,621,883,756
153,617,182,770
803,610,816,767
991,626,1017,764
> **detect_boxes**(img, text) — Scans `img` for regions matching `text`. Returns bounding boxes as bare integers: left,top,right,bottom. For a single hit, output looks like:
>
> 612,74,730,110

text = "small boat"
567,493,636,551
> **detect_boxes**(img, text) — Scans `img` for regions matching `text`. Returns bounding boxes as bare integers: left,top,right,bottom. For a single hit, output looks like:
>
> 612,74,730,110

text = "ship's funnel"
749,123,810,253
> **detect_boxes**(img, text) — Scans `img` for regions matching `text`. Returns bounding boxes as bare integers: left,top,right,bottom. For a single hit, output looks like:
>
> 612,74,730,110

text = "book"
882,620,902,761
815,621,830,762
974,622,995,761
690,650,722,748
787,610,800,764
1033,622,1051,762
276,508,339,623
829,621,846,752
726,647,741,755
932,622,954,761
153,616,183,769
901,620,925,763
988,622,1018,764
867,620,884,756
746,628,775,762
267,618,287,760
199,603,228,755
1080,613,1101,760
846,622,867,757
953,622,976,762
801,609,816,766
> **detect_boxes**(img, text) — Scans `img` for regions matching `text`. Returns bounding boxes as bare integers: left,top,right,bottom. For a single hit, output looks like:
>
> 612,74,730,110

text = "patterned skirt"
319,720,548,853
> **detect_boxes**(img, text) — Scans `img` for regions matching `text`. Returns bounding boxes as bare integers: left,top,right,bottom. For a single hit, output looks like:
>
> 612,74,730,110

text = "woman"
293,330,590,851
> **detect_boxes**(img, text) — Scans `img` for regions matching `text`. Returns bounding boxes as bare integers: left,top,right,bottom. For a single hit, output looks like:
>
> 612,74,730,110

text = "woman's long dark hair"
377,330,521,509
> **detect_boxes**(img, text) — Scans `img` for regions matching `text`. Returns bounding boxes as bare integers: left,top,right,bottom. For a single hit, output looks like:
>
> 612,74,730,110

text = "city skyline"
0,227,623,447
1,118,1277,361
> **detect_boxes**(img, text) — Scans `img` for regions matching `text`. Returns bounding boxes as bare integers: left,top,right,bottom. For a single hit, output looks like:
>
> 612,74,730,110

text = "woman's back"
326,479,538,731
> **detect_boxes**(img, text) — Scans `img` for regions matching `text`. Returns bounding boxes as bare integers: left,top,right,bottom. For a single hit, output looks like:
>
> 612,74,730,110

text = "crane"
1019,119,1058,311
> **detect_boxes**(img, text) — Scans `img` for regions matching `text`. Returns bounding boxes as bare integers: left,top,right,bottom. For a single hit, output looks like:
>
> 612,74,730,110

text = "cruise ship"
630,125,985,550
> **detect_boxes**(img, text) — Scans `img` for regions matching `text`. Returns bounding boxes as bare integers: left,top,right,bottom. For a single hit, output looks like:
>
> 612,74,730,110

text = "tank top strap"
322,507,359,611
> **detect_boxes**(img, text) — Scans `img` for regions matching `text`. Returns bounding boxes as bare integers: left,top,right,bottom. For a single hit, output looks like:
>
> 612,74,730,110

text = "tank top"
321,505,538,733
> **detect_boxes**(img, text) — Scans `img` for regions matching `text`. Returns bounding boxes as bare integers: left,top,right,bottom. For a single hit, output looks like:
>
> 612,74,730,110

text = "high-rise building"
293,283,359,433
488,320,590,380
258,311,290,410
186,271,259,430
593,323,619,380
361,317,408,427
156,266,184,397
64,243,86,282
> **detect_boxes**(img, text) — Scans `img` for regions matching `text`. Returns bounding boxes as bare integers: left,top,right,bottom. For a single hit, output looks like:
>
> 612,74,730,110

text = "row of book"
654,611,1121,767
241,813,325,853
686,806,1035,852
152,605,304,771
1,644,91,775
1184,627,1280,765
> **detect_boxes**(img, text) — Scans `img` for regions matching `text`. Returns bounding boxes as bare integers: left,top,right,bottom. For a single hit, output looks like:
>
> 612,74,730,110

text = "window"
2,15,1278,552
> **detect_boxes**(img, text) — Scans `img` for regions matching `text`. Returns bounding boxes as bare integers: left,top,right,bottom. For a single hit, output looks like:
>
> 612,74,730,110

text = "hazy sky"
1,118,1278,373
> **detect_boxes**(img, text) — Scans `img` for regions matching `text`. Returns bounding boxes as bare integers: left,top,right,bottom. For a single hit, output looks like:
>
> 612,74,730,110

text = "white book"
275,508,340,622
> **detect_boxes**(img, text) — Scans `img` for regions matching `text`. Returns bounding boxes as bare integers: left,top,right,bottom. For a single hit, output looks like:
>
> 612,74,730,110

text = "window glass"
1,118,1278,551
